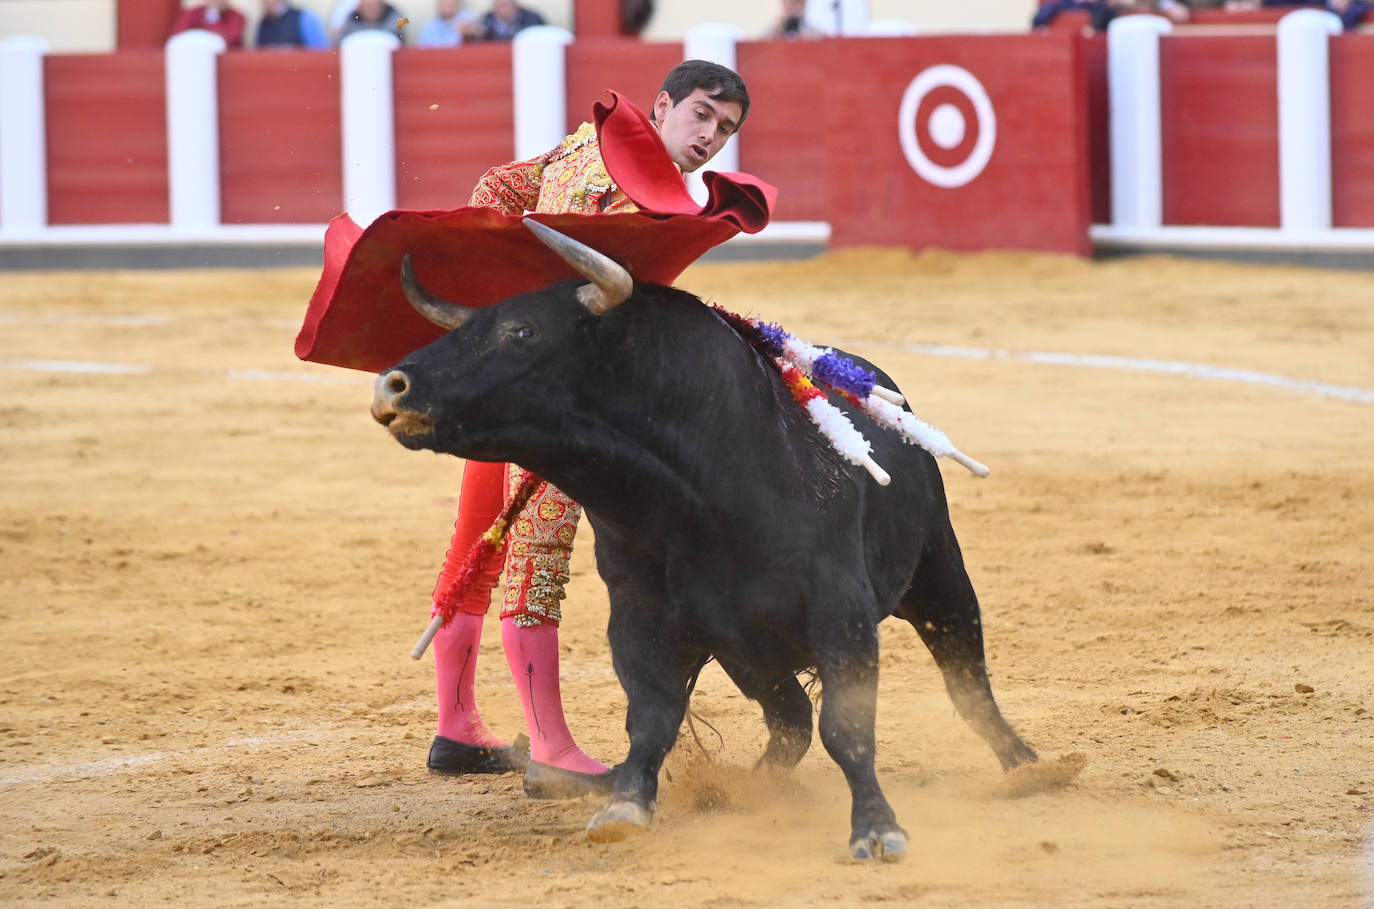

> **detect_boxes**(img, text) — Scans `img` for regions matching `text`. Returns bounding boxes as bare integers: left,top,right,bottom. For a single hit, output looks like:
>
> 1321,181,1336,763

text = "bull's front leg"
815,620,908,861
586,595,697,843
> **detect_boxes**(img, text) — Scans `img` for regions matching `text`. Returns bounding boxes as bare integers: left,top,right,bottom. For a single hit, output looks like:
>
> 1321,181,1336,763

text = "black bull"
369,227,1037,860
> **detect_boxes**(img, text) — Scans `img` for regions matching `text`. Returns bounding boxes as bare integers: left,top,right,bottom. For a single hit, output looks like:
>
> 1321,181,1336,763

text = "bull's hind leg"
717,660,813,769
814,623,908,861
896,537,1037,771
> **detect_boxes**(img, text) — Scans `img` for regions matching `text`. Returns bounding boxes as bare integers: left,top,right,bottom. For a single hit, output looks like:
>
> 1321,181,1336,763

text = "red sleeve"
170,10,197,34
467,158,544,215
433,460,507,614
223,12,246,48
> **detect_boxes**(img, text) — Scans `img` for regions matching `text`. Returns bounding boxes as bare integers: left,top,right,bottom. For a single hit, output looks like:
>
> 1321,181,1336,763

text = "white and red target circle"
898,65,997,189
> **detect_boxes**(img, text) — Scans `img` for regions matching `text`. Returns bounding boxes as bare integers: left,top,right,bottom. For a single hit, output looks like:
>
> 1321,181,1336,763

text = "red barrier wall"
24,30,1370,249
574,0,635,39
394,44,515,210
218,51,343,224
117,0,181,50
1330,35,1374,228
735,41,831,223
44,53,168,225
1080,34,1111,225
564,40,682,134
1160,35,1279,227
823,34,1091,254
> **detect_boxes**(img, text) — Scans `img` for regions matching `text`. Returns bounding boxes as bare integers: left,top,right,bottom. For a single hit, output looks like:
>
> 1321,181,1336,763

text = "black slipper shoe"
522,760,615,800
427,734,530,776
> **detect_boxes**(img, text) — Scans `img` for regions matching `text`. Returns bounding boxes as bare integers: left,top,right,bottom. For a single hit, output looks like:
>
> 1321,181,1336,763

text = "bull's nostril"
387,373,409,395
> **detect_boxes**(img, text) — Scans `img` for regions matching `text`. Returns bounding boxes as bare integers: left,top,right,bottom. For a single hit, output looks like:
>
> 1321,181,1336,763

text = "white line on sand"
0,358,153,375
0,731,325,786
4,343,1372,403
853,341,1374,405
0,360,363,383
226,368,363,384
0,314,172,327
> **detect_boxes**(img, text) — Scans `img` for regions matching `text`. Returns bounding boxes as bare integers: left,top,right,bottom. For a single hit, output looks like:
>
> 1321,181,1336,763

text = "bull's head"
370,223,637,462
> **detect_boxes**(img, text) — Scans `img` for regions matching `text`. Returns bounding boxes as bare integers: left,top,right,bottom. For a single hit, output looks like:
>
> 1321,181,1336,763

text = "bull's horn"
523,219,633,315
400,253,477,330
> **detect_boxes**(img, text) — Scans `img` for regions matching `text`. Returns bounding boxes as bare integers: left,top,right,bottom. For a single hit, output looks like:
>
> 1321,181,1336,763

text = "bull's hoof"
585,800,653,843
849,828,908,862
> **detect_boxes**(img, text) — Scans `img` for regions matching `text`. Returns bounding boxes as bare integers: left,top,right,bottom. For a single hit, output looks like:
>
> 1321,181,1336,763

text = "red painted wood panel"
394,44,515,210
734,40,829,222
1183,9,1305,25
574,0,627,38
1160,35,1279,227
44,52,168,224
217,51,343,224
117,0,182,50
564,40,682,134
1038,10,1097,34
1080,33,1111,224
824,34,1090,254
1329,34,1374,228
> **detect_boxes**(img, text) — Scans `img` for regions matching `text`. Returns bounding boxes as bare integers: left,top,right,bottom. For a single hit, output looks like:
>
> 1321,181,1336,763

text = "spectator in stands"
1154,0,1192,20
171,0,248,48
1031,0,1191,29
1222,0,1324,8
1031,0,1133,31
337,0,406,42
477,0,546,40
419,0,483,46
256,0,330,48
326,0,355,40
1329,0,1372,28
768,0,826,38
622,0,654,35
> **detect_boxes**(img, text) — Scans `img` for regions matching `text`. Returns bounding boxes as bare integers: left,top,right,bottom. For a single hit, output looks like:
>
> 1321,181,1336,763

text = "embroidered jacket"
467,122,641,216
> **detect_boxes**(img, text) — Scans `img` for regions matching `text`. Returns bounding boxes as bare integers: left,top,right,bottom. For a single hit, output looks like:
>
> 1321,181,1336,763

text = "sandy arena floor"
1,249,1371,908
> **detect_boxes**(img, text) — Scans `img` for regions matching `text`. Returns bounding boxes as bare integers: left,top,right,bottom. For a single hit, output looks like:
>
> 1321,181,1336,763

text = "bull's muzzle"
371,369,434,437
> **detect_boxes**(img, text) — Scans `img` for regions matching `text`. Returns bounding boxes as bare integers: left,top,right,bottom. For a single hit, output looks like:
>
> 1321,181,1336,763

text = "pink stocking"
433,612,506,747
431,459,507,747
502,616,608,774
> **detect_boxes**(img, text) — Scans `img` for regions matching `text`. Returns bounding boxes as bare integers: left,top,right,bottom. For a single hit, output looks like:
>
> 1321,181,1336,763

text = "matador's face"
652,88,742,174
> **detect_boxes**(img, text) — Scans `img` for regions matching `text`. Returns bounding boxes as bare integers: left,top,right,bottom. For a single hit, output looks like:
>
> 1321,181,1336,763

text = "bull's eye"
502,322,535,343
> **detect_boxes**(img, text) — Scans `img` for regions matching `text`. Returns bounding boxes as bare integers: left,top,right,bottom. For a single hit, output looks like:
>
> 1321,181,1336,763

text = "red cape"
294,91,776,374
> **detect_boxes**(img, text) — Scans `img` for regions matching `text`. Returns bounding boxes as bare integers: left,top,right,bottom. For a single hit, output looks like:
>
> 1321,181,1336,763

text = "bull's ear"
401,254,479,330
524,219,632,315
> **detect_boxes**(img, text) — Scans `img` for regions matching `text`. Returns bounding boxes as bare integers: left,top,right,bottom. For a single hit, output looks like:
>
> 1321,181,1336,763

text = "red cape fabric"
294,91,776,374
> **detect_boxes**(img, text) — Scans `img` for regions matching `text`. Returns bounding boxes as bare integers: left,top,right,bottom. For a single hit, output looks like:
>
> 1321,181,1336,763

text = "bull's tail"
893,534,1037,771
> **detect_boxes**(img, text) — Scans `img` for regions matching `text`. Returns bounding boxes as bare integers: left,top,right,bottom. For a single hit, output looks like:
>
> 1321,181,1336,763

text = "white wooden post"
166,30,227,231
683,23,744,205
340,29,400,226
0,36,51,234
512,26,574,161
1107,15,1172,230
1277,9,1341,234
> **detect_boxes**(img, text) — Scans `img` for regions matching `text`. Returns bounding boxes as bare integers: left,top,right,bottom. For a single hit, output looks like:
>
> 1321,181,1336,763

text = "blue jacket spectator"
337,0,405,43
420,0,481,46
1333,0,1372,27
256,0,329,48
1032,0,1129,31
478,0,545,40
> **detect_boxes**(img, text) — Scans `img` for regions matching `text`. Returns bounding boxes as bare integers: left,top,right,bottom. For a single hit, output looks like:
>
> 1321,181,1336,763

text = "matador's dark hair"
653,59,751,129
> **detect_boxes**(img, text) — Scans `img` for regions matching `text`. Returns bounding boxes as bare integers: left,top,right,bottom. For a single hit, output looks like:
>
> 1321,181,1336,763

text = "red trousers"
432,461,581,626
